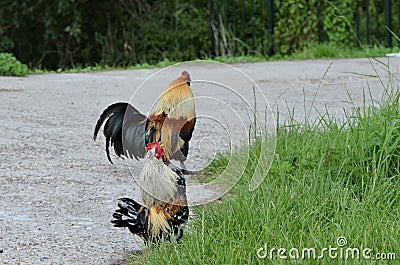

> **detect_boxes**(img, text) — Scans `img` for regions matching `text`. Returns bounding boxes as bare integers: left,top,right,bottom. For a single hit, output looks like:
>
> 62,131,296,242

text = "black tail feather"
111,197,189,243
94,102,127,141
94,102,147,163
94,102,128,163
111,198,148,237
117,197,143,214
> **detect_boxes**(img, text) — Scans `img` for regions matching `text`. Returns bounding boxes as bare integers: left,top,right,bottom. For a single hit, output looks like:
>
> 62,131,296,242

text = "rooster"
111,142,189,243
93,71,196,170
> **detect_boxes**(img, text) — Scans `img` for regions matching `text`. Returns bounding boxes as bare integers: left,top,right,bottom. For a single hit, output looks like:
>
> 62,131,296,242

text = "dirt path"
1,58,399,264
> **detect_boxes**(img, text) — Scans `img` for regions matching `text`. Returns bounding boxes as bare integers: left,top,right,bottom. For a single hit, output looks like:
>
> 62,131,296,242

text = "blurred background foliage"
0,0,398,70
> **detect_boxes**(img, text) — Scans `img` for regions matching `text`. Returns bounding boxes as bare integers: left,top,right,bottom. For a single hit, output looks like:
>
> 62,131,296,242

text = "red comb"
145,142,165,159
145,142,160,150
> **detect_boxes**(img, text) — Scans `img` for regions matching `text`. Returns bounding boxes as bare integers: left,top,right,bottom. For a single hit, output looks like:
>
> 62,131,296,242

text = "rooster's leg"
180,161,186,171
179,161,195,175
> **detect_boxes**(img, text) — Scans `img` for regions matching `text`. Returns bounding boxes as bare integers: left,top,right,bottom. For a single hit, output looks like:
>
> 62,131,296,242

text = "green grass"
128,73,400,264
213,43,399,63
199,44,399,66
283,43,400,61
2,44,398,76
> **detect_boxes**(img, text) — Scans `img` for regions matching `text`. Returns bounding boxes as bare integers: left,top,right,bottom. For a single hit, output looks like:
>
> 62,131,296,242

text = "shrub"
0,53,29,76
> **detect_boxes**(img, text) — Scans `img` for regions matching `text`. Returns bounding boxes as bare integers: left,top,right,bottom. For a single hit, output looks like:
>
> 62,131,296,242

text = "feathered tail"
111,197,189,243
93,103,147,163
111,198,149,238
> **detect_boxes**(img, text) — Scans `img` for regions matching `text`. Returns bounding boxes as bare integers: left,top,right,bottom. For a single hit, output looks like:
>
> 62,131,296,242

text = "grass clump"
282,43,400,60
0,53,29,76
128,78,399,264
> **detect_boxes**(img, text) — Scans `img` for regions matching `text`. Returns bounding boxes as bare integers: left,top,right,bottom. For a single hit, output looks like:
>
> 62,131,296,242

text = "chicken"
111,142,189,243
93,71,196,170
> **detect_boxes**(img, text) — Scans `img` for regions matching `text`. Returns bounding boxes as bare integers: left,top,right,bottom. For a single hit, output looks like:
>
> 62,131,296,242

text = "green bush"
0,53,29,76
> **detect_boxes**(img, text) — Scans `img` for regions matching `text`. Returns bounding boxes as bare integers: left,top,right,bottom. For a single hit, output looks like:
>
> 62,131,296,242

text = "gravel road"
1,58,400,264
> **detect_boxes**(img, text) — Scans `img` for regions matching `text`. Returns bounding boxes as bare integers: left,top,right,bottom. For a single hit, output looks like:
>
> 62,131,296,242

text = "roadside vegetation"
129,63,400,264
1,1,400,73
1,44,399,76
0,53,29,76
